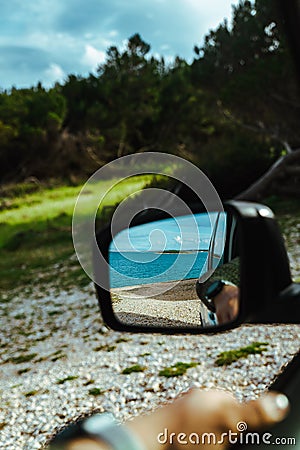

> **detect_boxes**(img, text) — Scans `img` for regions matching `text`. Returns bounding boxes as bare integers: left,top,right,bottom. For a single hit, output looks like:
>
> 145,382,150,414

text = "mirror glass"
108,211,240,330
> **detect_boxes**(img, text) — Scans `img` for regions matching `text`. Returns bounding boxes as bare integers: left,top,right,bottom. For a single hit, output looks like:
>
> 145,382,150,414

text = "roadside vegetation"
0,175,159,300
1,2,299,200
1,0,300,301
265,196,300,282
1,179,299,303
215,342,269,366
159,361,198,377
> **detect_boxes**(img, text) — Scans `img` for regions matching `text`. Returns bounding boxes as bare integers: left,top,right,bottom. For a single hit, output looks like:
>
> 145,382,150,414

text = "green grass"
263,196,300,217
24,390,39,397
0,175,162,298
159,361,198,377
264,196,300,282
83,379,95,386
56,375,79,384
215,342,269,366
121,364,146,374
263,196,300,234
93,344,117,352
88,388,104,396
262,196,300,227
115,337,130,343
1,182,297,301
17,368,31,375
8,353,38,364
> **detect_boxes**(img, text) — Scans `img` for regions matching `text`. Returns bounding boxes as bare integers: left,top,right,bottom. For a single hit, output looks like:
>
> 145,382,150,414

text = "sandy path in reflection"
111,278,203,327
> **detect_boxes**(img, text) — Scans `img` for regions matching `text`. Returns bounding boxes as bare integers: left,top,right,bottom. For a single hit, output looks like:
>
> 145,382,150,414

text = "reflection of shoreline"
110,250,208,254
112,278,201,326
154,250,208,254
112,278,199,302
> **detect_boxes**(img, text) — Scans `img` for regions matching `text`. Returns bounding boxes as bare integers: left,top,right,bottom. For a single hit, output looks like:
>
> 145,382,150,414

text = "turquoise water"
109,251,208,288
109,212,226,288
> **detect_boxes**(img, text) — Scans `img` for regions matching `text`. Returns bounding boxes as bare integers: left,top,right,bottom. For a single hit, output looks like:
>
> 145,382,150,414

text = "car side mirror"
93,200,298,333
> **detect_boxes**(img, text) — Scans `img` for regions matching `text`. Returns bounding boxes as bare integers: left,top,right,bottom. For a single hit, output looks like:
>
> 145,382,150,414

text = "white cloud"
108,30,119,38
44,63,65,85
1,0,240,89
174,235,183,245
82,44,106,71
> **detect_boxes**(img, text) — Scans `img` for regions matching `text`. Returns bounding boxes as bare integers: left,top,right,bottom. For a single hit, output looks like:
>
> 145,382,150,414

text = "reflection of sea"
109,251,208,288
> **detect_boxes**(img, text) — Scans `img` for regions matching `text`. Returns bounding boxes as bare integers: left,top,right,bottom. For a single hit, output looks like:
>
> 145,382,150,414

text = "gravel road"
0,217,299,450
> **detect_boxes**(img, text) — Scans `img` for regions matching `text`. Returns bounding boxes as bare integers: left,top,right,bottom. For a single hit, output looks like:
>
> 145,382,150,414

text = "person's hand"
214,285,239,324
63,389,289,450
126,389,289,450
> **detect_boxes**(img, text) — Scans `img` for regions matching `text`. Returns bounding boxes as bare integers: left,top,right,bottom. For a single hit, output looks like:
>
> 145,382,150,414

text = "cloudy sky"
0,0,238,90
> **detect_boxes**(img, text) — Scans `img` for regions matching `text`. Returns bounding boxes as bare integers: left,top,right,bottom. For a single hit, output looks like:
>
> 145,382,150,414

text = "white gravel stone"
0,221,299,449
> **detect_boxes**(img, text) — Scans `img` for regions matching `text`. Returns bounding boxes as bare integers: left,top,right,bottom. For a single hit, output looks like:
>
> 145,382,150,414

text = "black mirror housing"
225,201,292,323
93,200,296,334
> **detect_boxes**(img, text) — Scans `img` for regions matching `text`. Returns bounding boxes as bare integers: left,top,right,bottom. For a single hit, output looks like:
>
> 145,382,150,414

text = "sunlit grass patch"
88,388,104,396
215,342,269,366
8,353,38,364
121,364,146,374
159,361,198,377
0,174,162,297
93,344,117,352
24,390,39,397
56,375,79,384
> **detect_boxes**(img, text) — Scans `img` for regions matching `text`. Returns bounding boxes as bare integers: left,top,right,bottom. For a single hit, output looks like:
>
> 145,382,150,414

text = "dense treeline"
1,0,300,197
